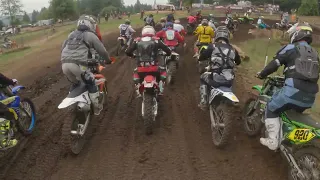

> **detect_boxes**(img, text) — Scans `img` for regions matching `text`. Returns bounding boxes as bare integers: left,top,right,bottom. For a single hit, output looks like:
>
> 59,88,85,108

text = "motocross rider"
187,14,197,29
197,26,241,109
61,15,112,116
257,16,268,29
193,19,215,58
195,11,202,23
155,17,166,32
257,23,319,150
118,19,136,46
144,14,155,27
156,22,184,47
0,73,18,148
166,13,175,23
173,20,186,36
125,26,172,96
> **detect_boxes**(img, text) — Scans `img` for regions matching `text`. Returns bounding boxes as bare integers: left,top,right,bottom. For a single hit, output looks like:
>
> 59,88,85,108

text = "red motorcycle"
137,63,163,135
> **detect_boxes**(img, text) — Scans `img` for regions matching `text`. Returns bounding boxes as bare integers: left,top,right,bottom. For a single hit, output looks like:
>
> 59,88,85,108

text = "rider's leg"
62,63,82,91
198,72,210,110
159,67,167,95
260,86,315,150
133,69,141,98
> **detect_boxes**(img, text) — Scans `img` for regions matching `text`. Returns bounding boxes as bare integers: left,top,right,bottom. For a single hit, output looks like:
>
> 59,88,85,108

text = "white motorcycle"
204,65,239,148
58,59,109,154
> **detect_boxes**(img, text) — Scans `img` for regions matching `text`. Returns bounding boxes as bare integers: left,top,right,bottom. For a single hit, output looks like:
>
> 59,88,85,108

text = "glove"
12,79,18,85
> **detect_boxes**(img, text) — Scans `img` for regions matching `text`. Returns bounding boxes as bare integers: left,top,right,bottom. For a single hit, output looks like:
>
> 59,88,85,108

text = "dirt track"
1,19,289,180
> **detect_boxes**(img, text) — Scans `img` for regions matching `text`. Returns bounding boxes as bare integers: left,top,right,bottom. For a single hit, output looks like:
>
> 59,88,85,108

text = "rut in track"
3,21,288,180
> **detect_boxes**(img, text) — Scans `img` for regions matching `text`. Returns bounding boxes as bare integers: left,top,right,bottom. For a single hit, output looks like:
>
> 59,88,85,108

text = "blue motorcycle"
0,84,36,150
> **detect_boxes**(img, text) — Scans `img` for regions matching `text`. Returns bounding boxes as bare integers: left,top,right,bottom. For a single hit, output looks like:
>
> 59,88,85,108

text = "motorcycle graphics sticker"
209,88,221,104
287,128,316,143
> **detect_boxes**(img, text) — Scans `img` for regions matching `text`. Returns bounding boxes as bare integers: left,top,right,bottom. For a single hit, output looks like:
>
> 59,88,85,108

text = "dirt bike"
238,17,254,24
272,23,293,31
203,64,239,148
243,76,320,180
163,46,179,85
116,35,130,56
0,83,36,150
186,23,195,35
137,62,163,135
59,58,113,154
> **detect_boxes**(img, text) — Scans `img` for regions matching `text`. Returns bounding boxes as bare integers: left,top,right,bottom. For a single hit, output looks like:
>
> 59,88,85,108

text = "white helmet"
142,25,155,36
77,15,97,32
174,19,180,24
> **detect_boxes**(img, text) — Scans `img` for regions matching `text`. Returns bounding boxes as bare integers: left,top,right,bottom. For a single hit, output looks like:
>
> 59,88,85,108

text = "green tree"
0,0,23,25
298,0,319,15
134,0,141,13
31,10,39,23
50,0,75,20
0,20,3,30
22,11,30,22
38,7,52,20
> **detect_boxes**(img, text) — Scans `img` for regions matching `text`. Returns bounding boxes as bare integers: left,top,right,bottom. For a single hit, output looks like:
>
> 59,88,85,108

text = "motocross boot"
89,92,103,116
0,118,18,149
159,80,164,96
260,117,280,150
198,85,208,110
135,83,142,98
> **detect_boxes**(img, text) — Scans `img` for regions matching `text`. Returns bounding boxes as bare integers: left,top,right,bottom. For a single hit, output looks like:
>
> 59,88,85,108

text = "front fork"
280,144,306,180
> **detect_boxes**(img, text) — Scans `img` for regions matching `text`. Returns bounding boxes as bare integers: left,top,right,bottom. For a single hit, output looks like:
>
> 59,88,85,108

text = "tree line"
0,0,152,26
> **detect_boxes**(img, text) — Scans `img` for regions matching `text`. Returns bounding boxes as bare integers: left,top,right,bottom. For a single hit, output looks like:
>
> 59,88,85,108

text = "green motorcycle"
243,76,320,180
238,17,254,24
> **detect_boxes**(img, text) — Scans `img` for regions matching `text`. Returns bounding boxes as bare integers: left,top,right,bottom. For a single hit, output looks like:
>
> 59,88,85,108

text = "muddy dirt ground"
0,18,290,180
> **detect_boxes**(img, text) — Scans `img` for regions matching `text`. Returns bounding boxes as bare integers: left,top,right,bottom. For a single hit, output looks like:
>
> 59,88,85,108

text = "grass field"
238,38,320,119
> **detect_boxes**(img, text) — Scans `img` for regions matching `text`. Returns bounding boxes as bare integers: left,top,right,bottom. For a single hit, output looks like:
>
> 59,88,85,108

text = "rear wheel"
142,93,156,135
61,107,91,155
210,101,233,148
243,97,263,137
166,61,177,85
289,147,320,180
17,98,36,136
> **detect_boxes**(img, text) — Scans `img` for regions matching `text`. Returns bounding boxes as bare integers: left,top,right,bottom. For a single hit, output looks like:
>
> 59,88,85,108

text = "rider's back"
195,25,214,43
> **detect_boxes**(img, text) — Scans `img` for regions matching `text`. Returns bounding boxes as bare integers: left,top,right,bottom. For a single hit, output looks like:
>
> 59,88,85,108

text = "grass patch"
0,47,32,66
238,38,320,118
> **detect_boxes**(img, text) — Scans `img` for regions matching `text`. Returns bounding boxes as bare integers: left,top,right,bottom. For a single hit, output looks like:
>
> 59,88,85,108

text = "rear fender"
12,85,25,95
252,85,262,93
58,91,90,109
140,75,158,92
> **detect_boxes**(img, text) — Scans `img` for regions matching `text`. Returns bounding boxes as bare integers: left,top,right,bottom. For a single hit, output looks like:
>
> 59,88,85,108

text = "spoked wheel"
17,98,36,136
242,97,263,137
142,93,157,135
289,147,320,180
166,61,177,85
61,107,92,155
209,102,233,148
116,41,123,56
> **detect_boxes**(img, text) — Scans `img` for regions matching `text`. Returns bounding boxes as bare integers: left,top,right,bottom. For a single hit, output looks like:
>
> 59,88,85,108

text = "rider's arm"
175,31,184,43
129,26,136,33
125,40,137,57
158,40,172,56
198,44,214,61
86,32,112,64
0,73,14,86
259,45,293,78
209,28,215,38
194,26,200,36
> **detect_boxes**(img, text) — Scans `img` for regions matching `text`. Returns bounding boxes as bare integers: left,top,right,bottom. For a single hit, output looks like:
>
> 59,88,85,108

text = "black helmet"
215,26,230,43
288,22,313,44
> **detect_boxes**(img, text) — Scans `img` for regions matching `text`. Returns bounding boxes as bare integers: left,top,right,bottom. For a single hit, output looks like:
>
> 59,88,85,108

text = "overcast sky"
21,0,169,13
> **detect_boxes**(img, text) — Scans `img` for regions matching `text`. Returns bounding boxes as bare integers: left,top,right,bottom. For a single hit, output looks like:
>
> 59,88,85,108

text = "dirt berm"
1,18,287,180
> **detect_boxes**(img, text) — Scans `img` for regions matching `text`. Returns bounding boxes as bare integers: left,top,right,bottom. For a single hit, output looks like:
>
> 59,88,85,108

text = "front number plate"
287,128,316,143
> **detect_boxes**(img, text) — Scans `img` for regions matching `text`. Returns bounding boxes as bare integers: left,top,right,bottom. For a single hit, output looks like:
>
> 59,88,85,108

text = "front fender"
12,85,25,95
252,85,262,93
221,92,239,103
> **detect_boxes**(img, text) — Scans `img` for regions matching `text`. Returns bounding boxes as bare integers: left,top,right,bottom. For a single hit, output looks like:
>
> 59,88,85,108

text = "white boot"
89,92,103,116
260,117,280,150
198,85,208,110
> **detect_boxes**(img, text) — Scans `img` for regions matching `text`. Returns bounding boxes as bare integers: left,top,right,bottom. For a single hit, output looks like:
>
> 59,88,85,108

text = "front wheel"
242,97,263,137
61,107,91,155
288,147,320,180
166,61,177,85
17,98,36,136
115,41,123,56
209,101,233,148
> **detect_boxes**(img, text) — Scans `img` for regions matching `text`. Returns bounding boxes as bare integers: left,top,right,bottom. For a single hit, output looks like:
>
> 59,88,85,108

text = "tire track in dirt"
2,19,289,180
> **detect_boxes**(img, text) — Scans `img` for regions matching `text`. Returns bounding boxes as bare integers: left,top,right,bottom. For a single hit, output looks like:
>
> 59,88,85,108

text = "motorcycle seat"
68,83,87,98
217,86,232,92
285,110,320,129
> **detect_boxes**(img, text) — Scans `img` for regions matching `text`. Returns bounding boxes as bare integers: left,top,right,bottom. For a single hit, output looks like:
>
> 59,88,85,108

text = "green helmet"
125,19,131,25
